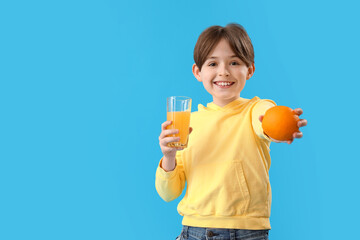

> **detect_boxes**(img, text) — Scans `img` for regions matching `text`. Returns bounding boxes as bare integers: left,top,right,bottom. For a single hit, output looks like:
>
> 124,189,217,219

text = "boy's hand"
159,121,193,159
259,108,308,144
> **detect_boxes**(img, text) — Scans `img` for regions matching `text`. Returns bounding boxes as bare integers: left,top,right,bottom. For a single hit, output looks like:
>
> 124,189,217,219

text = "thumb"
259,115,264,122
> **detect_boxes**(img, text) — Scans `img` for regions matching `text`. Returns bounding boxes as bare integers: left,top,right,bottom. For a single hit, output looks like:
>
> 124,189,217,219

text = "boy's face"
192,38,255,107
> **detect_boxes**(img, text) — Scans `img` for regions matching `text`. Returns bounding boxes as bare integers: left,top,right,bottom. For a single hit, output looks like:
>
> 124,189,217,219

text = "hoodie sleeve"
251,99,276,141
155,150,186,202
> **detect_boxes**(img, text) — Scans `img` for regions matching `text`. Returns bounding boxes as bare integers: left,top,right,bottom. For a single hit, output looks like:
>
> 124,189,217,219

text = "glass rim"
167,96,192,101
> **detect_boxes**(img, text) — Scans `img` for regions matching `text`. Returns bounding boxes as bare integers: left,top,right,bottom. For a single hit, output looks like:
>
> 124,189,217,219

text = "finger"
161,121,172,130
265,133,280,143
160,137,180,146
189,127,193,134
162,147,183,154
159,129,179,139
269,137,281,143
293,131,303,139
293,108,303,116
270,136,289,144
297,119,308,128
259,115,264,122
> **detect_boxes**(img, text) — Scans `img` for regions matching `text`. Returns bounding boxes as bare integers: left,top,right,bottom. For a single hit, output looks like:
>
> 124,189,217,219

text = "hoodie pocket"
183,161,251,216
211,161,251,216
233,161,251,214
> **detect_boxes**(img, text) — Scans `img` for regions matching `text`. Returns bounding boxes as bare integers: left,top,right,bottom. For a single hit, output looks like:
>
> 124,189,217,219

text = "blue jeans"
175,225,269,240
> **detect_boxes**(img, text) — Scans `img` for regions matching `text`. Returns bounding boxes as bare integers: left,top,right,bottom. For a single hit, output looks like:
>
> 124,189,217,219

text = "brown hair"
193,23,254,70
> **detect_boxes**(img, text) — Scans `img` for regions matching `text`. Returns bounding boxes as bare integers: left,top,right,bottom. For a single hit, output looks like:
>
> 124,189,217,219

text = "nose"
218,63,230,77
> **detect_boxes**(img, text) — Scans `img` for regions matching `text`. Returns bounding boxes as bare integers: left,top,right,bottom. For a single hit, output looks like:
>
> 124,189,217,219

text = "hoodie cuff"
156,157,179,180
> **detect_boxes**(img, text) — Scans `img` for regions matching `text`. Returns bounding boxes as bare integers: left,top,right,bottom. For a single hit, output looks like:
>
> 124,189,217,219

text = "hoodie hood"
198,96,260,112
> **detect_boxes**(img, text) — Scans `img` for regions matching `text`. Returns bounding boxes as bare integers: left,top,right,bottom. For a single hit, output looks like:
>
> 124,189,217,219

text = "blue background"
1,0,359,239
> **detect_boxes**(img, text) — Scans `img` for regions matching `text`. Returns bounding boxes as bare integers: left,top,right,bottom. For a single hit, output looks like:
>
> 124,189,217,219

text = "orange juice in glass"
166,96,192,148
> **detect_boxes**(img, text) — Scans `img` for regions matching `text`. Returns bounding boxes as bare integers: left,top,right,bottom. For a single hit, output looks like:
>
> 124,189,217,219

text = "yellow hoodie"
155,96,276,230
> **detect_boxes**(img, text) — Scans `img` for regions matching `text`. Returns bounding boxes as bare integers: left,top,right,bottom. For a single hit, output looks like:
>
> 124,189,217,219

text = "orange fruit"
262,106,300,141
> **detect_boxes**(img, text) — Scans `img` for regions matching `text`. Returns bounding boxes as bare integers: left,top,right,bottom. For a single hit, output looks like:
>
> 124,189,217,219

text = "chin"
216,95,238,101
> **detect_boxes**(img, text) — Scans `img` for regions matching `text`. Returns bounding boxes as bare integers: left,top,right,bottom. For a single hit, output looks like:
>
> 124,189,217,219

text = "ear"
192,63,202,82
246,63,255,80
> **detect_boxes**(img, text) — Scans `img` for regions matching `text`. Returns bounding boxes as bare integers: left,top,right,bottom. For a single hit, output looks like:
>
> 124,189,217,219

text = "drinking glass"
166,96,192,148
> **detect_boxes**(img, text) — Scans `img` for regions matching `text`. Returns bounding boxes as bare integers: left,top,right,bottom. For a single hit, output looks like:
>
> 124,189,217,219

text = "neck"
213,96,240,107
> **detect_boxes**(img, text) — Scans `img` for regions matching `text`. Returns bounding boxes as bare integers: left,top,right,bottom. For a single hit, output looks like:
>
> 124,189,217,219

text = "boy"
156,23,307,240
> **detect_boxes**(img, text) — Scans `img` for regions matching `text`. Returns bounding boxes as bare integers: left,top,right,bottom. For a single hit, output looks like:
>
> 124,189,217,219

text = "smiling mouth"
214,81,235,87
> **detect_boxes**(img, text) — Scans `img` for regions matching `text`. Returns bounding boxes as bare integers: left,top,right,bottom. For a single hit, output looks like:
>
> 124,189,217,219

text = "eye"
208,62,217,67
230,61,240,65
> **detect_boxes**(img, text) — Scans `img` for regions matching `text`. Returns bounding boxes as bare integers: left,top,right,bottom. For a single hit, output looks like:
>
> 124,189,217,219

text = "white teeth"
216,82,232,86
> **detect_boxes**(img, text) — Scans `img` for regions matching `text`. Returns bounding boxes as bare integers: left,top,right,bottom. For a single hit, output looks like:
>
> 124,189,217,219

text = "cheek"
235,72,248,81
232,66,247,74
201,73,213,82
